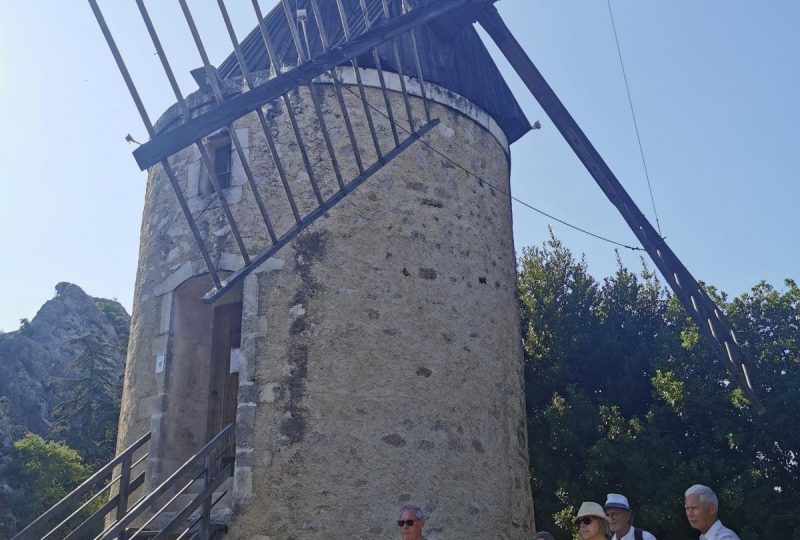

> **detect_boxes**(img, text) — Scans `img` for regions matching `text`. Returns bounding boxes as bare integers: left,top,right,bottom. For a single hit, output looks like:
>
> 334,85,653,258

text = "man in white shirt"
684,484,741,540
603,493,656,540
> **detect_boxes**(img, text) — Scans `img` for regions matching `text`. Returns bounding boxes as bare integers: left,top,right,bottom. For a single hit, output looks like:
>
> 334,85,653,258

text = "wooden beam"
477,6,765,413
132,0,491,171
428,0,498,42
202,119,439,304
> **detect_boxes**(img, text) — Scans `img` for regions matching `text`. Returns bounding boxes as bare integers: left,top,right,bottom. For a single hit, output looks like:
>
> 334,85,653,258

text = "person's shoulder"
641,530,657,540
717,523,741,540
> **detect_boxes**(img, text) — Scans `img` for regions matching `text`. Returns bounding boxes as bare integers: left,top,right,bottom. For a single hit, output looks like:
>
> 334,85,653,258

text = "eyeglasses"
576,516,594,526
397,519,417,527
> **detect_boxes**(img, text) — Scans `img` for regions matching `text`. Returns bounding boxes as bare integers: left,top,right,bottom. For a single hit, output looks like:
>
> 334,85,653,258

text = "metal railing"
13,423,234,540
12,432,151,540
97,423,235,540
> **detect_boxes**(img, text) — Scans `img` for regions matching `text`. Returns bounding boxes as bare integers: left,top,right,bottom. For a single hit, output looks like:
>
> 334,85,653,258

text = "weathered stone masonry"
116,71,534,539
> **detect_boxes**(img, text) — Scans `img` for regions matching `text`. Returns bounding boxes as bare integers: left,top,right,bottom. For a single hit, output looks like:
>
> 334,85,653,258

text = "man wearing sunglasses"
397,505,426,540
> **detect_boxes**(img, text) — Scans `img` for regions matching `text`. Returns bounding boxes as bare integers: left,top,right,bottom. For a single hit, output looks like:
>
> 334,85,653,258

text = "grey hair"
685,484,719,507
400,505,425,519
533,532,556,540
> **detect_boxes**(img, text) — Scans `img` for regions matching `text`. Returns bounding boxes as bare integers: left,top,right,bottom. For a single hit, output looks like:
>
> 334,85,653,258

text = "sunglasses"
576,516,594,526
397,519,418,527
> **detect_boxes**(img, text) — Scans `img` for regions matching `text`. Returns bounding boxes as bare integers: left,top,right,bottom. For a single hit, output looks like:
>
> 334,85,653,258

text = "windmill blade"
128,0,492,172
476,6,765,414
88,0,500,304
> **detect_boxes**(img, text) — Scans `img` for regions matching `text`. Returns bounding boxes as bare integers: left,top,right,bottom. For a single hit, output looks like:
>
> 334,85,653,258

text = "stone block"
159,292,172,335
233,466,253,499
218,252,245,272
153,262,193,297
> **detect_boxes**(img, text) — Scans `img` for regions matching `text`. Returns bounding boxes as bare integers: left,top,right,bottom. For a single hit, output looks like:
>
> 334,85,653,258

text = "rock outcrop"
0,283,129,446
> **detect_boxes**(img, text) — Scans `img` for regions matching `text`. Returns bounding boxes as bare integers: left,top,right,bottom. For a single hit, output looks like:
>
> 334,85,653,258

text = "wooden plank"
207,303,241,457
151,463,233,540
51,472,144,540
132,0,487,170
202,119,439,303
99,425,233,540
477,6,765,413
11,432,151,540
59,494,120,540
115,450,132,524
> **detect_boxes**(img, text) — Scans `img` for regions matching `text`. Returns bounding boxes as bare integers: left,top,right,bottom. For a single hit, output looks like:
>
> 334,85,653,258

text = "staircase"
12,424,235,540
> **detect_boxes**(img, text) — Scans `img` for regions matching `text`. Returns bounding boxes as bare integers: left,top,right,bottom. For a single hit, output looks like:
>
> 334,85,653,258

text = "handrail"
12,431,151,540
127,476,199,538
13,424,234,540
44,473,120,540
177,489,228,540
151,463,233,540
99,423,234,540
61,472,145,540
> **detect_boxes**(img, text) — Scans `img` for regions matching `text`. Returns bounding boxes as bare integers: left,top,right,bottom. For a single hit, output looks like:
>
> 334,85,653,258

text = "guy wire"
607,0,663,236
341,84,644,252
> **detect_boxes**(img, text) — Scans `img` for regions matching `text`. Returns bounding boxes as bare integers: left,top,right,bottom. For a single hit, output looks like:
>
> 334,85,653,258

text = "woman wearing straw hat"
573,501,613,540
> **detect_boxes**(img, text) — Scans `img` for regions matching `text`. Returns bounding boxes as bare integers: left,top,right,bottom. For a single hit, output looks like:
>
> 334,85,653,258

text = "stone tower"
115,1,534,538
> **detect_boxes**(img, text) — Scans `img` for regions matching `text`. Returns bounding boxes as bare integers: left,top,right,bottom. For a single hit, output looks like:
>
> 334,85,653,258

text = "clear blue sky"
1,1,797,332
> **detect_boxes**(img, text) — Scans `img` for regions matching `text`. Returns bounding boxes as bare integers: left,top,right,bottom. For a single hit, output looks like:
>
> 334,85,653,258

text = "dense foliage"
1,243,796,537
48,334,121,467
93,297,131,354
520,235,799,539
0,332,122,535
0,434,91,536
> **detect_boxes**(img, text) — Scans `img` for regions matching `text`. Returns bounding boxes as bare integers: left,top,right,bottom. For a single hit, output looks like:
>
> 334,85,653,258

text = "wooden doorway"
207,302,242,462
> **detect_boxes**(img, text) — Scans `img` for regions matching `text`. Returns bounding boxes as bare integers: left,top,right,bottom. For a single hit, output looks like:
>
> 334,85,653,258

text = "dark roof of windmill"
217,0,530,144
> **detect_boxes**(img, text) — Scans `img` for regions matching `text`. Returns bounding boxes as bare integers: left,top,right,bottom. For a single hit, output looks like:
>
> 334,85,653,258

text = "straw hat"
573,502,611,524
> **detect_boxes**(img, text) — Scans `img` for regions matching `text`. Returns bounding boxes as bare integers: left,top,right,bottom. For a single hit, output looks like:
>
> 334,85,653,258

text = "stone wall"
117,72,534,538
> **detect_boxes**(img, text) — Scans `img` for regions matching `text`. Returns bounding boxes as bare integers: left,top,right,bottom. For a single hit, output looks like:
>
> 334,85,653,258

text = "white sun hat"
604,493,631,511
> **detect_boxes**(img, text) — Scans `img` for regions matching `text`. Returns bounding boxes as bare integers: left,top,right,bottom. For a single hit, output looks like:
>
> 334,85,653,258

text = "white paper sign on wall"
155,354,166,373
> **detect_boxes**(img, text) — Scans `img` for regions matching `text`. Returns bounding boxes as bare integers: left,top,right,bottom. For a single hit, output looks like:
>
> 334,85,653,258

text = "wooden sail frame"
89,0,763,411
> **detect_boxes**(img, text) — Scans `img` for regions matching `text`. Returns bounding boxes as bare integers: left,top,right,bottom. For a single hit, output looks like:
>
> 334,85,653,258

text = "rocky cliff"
0,283,129,450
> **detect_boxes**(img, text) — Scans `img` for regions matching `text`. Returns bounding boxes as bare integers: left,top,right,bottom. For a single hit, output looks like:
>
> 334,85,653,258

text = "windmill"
13,1,764,538
93,0,762,413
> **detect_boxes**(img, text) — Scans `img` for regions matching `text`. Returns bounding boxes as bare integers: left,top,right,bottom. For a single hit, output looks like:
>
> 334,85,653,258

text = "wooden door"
207,303,241,456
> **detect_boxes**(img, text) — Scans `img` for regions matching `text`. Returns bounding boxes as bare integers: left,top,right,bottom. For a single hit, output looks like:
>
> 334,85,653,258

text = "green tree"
0,434,91,536
18,318,31,335
519,235,800,539
93,297,131,354
48,333,121,466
